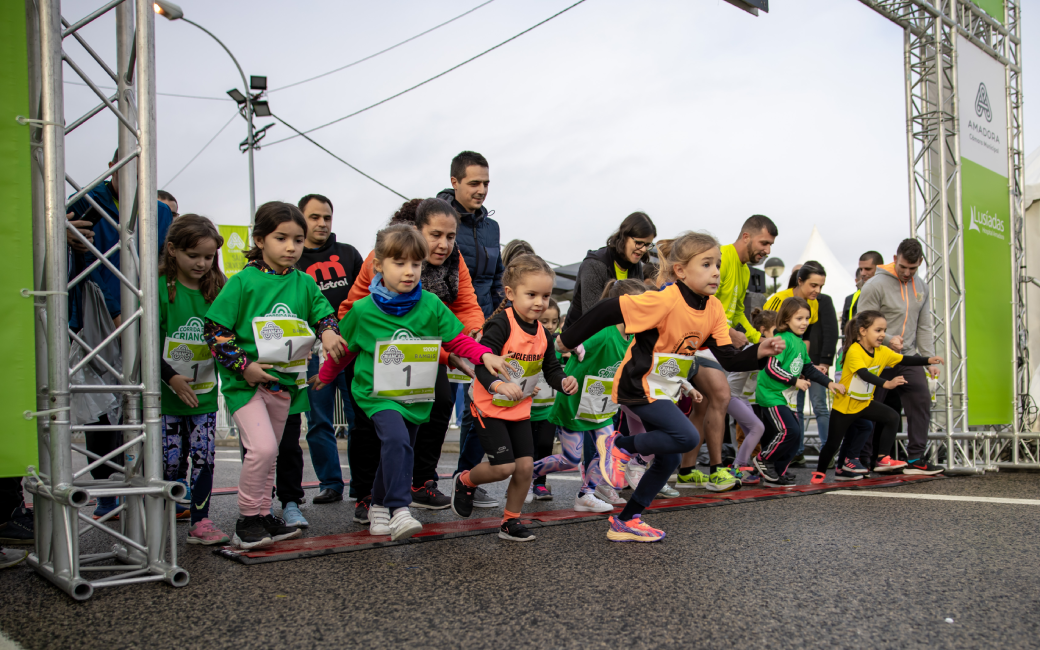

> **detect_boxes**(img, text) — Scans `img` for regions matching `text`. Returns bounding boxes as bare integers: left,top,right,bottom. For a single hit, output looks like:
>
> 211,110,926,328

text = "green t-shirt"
340,292,465,425
550,325,631,432
531,347,563,422
205,266,334,416
755,330,810,408
159,279,219,416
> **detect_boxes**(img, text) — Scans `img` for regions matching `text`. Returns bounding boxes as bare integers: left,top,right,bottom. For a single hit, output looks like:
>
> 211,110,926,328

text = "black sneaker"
903,459,945,476
498,518,536,542
753,456,780,482
353,495,371,524
261,514,303,542
0,507,34,545
775,473,797,486
451,473,476,518
233,515,273,549
410,480,451,510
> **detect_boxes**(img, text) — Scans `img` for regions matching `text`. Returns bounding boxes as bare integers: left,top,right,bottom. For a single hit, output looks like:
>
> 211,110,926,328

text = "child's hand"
883,376,908,390
680,379,704,403
169,375,199,408
560,376,578,395
494,381,524,401
828,381,846,395
449,353,476,378
243,362,277,387
322,331,345,362
757,337,786,358
306,375,326,391
927,356,944,379
573,344,586,362
481,353,509,378
795,378,810,391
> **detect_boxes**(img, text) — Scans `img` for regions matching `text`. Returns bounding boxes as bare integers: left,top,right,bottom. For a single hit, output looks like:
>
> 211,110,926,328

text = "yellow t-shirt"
614,262,628,281
832,342,903,415
764,288,818,325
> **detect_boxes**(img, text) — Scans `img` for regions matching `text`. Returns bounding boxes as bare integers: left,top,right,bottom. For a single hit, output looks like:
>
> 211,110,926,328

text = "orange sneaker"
810,471,826,485
874,456,907,473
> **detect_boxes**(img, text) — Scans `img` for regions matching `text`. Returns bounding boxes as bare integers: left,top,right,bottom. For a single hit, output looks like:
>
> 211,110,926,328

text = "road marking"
828,491,1040,505
216,458,241,463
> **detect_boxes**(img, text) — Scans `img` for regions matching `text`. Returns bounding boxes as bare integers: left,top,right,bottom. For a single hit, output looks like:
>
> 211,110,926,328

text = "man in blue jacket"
438,151,503,508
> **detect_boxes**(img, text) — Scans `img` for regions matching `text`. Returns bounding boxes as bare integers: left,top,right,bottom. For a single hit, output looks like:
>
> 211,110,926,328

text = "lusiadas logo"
975,83,993,123
969,205,1005,239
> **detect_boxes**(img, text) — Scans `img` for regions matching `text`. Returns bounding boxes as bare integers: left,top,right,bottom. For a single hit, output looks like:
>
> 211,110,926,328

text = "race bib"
646,353,695,402
576,375,618,423
491,357,543,408
531,373,556,408
782,386,798,409
448,358,474,385
847,364,882,401
372,336,441,403
742,373,758,405
251,303,315,375
163,337,216,394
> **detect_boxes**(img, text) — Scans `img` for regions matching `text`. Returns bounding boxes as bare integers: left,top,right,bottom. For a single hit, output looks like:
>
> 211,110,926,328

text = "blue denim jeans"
454,383,465,424
455,391,486,473
307,355,348,493
796,381,830,454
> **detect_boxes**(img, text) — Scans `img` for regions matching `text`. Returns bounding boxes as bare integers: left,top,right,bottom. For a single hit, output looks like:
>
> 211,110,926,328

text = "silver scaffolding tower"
858,0,1035,472
24,0,187,600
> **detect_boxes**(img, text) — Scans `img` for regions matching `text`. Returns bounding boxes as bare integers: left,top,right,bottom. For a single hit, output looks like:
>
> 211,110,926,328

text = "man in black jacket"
795,292,839,463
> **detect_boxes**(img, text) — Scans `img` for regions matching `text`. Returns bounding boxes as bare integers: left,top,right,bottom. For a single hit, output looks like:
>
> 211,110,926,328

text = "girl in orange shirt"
558,231,785,542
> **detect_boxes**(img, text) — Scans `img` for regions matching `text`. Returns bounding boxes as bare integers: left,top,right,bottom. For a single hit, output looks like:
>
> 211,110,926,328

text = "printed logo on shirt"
658,358,682,379
264,303,298,318
672,331,705,355
306,255,346,282
380,345,405,365
390,328,420,342
171,316,206,343
587,381,606,396
260,321,283,341
790,356,804,376
598,361,621,378
505,359,524,379
170,344,194,362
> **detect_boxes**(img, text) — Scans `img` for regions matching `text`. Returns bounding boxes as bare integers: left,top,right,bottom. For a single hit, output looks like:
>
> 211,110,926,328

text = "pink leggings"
232,387,291,516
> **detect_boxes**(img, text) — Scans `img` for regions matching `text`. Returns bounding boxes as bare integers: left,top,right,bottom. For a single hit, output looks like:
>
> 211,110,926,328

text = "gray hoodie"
856,263,934,357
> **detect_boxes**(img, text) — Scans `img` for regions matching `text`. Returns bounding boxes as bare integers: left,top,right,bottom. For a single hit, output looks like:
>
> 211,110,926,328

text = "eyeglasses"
631,239,654,251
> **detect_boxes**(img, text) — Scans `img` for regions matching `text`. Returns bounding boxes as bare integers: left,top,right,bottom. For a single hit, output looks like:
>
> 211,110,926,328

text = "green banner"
969,0,1004,24
1,4,38,477
219,225,249,276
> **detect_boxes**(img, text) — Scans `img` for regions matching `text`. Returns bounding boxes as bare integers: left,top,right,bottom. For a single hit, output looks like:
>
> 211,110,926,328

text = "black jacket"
841,290,861,335
562,246,644,331
296,233,365,314
807,293,839,366
437,189,504,317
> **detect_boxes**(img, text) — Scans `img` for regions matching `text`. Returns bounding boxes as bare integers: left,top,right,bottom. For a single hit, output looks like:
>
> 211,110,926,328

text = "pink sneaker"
874,456,908,473
596,432,631,489
187,518,231,546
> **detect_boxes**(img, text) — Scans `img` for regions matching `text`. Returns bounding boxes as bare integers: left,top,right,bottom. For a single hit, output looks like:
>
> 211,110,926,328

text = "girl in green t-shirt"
204,202,344,550
753,297,845,485
158,215,229,546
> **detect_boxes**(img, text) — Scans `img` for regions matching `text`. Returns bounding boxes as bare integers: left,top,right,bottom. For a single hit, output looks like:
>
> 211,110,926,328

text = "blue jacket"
437,189,503,317
67,180,173,328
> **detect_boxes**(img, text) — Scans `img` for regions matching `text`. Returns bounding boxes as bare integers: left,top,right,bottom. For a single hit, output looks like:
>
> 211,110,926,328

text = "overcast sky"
59,0,1040,297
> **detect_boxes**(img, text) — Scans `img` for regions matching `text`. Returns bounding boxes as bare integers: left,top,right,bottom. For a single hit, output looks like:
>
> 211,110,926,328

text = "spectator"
842,251,883,333
158,190,179,218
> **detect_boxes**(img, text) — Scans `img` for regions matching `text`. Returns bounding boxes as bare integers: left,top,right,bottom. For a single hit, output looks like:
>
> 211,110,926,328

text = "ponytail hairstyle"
654,231,720,286
373,223,429,263
600,278,648,300
842,309,886,360
749,307,778,334
246,201,306,262
484,253,555,326
502,239,535,268
389,197,459,230
159,214,226,303
775,296,811,334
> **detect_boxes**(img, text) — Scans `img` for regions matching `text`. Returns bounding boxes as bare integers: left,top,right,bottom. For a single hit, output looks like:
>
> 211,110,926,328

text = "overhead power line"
271,112,409,200
265,0,588,147
269,0,497,94
64,80,232,102
162,111,240,188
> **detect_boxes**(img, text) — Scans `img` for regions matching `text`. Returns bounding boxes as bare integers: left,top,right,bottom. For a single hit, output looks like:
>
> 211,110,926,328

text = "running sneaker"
410,480,450,510
574,492,614,513
369,505,391,536
232,515,272,550
707,467,739,493
450,473,476,518
0,508,34,545
657,484,681,498
874,455,908,473
0,547,28,570
833,467,863,482
842,458,869,475
732,465,761,486
675,468,709,489
606,515,664,543
810,471,826,485
753,456,780,483
625,459,646,490
261,514,303,542
594,484,627,506
499,518,536,542
92,497,120,521
775,473,797,486
533,485,553,501
388,508,422,541
187,518,231,546
175,478,191,517
472,487,499,509
902,459,945,476
353,495,371,524
597,432,632,489
281,502,309,528
525,485,534,504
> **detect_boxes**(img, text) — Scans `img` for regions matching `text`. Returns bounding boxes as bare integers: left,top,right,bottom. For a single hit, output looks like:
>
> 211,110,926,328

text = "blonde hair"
485,253,556,325
654,231,719,285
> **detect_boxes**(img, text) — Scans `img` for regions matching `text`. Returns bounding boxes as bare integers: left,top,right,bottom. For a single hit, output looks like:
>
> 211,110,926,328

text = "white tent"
774,225,857,303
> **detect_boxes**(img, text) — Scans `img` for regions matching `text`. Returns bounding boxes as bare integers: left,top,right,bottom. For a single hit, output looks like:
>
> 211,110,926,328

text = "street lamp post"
764,257,785,295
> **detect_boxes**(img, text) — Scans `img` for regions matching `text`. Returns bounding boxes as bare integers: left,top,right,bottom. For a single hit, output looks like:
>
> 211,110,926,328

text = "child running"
204,201,343,549
811,310,943,483
726,308,778,485
528,297,562,502
534,280,650,513
317,224,507,540
158,215,229,545
557,231,786,542
451,254,578,542
752,297,845,485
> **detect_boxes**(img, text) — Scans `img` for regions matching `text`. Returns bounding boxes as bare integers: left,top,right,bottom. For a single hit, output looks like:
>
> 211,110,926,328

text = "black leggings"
530,418,556,486
816,402,901,473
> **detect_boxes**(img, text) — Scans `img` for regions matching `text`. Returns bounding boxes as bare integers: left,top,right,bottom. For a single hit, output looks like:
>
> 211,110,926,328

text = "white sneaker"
369,505,390,536
389,508,422,541
525,485,534,504
625,459,646,490
574,492,614,513
594,484,627,506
